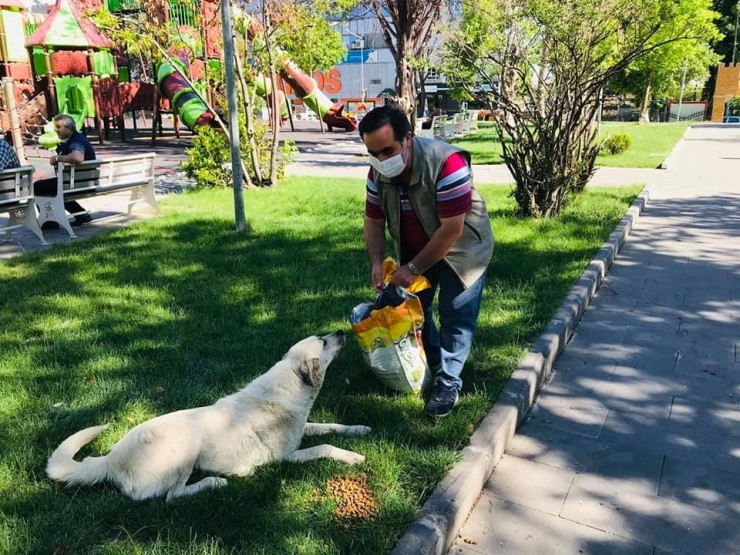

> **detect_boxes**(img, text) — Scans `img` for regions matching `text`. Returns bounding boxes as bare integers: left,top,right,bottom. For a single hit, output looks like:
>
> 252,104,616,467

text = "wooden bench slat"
0,187,31,197
61,163,153,190
63,179,151,197
0,196,32,205
0,166,34,202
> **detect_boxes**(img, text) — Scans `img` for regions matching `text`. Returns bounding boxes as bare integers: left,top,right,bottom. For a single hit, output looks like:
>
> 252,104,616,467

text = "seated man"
0,136,20,171
34,114,95,227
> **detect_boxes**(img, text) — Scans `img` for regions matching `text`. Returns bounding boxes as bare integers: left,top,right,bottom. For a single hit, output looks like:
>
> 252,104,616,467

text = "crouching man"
359,105,494,417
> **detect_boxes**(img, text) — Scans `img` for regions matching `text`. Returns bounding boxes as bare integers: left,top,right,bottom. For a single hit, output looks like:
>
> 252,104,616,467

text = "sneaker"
424,376,460,418
71,213,93,226
41,221,59,230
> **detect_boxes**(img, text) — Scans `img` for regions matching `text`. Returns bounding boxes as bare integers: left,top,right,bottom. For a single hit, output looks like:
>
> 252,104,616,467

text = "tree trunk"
368,0,443,130
535,33,550,116
639,74,652,123
235,33,263,185
396,58,417,128
263,8,280,186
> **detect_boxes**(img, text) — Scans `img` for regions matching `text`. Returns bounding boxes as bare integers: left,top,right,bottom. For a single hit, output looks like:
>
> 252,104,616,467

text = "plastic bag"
350,258,431,394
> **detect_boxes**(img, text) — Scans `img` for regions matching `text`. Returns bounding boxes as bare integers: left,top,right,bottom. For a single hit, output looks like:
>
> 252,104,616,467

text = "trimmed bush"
729,96,740,116
182,117,297,189
602,133,632,155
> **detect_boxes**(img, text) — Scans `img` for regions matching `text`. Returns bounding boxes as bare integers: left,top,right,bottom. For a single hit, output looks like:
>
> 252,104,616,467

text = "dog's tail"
46,424,109,486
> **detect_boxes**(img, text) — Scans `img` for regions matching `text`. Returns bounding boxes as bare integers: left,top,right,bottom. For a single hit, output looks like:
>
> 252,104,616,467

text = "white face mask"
369,140,407,177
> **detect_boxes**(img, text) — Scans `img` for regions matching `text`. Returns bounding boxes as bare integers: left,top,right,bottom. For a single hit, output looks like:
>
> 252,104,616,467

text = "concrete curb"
660,125,692,169
390,189,650,555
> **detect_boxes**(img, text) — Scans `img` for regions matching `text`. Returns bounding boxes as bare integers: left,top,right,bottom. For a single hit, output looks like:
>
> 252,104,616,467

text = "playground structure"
244,15,357,132
0,1,46,156
25,0,121,145
146,0,222,138
149,7,357,133
0,0,360,158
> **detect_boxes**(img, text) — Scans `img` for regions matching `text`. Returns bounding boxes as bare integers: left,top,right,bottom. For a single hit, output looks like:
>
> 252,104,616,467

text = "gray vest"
373,137,494,288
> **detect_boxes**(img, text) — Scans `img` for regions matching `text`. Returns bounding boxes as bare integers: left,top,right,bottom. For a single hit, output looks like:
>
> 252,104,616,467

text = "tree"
710,0,740,61
702,0,739,101
610,0,721,121
443,0,721,217
236,1,347,184
87,4,174,81
271,3,347,73
358,0,446,124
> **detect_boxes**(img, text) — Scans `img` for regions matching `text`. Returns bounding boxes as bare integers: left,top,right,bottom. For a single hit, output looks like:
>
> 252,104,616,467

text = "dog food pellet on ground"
325,473,378,521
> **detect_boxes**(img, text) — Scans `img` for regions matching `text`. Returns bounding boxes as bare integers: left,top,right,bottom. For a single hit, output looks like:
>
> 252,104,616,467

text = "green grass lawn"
0,179,640,554
452,121,689,168
450,122,504,165
594,122,688,168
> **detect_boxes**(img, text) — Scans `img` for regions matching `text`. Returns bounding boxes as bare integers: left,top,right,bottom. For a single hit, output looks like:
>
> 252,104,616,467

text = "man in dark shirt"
34,114,95,227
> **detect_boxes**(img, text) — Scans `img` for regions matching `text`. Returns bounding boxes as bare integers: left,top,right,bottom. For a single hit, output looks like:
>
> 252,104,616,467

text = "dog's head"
286,330,346,390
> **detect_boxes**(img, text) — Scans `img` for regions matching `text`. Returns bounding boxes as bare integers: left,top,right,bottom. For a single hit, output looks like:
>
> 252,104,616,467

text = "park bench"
416,111,481,140
0,165,48,246
35,153,160,238
415,116,435,138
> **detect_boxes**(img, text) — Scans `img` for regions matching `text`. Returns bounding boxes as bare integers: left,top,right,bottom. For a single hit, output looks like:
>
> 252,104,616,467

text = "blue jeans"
416,262,487,391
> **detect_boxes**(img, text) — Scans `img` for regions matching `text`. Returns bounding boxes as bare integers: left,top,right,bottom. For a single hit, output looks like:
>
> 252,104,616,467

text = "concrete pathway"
448,126,740,554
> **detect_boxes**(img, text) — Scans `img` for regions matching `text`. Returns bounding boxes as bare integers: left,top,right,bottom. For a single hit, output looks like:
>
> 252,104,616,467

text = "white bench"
0,165,48,246
415,116,435,138
35,153,160,238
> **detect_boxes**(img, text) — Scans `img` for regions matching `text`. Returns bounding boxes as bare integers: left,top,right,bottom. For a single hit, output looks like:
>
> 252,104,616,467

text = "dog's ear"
299,358,322,387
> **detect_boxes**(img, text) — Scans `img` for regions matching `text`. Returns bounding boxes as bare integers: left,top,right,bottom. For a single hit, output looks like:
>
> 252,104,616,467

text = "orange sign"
277,69,343,96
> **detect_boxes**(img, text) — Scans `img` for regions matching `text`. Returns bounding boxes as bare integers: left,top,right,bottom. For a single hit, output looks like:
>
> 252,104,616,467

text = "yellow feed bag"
350,258,431,394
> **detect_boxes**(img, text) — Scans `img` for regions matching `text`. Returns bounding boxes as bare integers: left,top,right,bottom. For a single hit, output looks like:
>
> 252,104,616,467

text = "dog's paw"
342,451,366,465
212,477,229,488
347,425,372,436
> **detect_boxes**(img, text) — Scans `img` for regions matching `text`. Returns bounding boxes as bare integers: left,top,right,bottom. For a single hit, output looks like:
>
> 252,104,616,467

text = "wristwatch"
407,261,422,275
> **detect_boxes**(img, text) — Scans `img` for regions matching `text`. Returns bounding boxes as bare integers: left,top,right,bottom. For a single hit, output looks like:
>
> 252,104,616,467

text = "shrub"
181,125,230,189
602,133,632,155
182,114,297,189
729,96,740,116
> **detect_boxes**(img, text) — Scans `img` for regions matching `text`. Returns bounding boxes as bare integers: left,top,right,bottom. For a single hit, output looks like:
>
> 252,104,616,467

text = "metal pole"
360,43,365,101
677,58,688,122
734,1,740,65
348,29,365,101
359,34,365,102
221,0,247,232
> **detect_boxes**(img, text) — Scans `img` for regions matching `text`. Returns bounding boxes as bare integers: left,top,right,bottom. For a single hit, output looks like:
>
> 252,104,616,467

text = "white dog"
46,331,370,501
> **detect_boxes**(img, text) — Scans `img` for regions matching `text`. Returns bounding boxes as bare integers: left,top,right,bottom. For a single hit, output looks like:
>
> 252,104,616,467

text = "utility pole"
221,0,248,232
347,29,366,102
677,57,688,122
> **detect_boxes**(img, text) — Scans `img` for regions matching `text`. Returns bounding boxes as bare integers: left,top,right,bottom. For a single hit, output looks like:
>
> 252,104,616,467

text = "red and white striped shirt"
365,152,472,262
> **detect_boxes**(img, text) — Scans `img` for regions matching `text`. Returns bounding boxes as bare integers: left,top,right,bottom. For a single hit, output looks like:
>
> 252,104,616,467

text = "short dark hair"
358,105,412,141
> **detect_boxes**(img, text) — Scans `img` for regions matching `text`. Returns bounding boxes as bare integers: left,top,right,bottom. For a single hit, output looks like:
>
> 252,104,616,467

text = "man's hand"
371,261,384,293
49,154,58,166
389,265,416,289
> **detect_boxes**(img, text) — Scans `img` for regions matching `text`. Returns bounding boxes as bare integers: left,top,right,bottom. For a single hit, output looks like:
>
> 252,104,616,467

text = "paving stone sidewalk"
448,125,740,554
